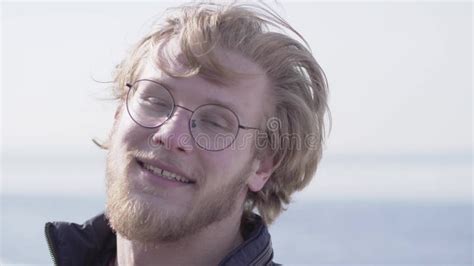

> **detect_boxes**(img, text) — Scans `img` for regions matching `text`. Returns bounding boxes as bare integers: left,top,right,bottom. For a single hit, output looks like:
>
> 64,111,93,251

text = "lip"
135,157,196,184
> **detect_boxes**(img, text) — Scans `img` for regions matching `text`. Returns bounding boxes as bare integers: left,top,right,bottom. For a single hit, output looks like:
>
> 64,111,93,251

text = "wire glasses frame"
125,79,262,151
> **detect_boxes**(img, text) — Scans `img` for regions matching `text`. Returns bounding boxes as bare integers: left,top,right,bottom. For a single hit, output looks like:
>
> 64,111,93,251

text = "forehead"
137,43,271,125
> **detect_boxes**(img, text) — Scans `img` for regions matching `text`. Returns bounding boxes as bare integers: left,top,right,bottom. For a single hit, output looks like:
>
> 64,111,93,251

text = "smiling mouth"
136,159,195,184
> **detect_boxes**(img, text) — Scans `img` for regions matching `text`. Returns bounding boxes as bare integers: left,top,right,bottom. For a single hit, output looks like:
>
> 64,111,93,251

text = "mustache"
130,149,172,163
128,149,191,176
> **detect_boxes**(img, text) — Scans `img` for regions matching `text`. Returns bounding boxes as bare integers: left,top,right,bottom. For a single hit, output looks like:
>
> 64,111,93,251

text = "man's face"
105,44,270,243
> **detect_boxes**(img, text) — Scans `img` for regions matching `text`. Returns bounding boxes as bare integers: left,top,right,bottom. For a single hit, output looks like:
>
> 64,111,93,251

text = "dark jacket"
45,213,278,266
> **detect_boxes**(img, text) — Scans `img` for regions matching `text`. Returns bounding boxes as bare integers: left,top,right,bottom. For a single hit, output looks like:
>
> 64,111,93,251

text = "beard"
105,146,252,244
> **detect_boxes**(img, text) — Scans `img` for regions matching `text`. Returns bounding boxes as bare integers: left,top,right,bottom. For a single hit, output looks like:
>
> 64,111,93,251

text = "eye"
201,119,226,129
144,96,159,104
193,105,238,133
140,96,169,107
199,115,234,132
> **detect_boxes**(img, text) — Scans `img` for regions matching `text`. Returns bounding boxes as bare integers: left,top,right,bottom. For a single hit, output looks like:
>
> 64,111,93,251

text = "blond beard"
104,146,252,244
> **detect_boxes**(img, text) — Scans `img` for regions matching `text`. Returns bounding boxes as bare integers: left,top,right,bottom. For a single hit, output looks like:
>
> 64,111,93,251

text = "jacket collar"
45,213,274,266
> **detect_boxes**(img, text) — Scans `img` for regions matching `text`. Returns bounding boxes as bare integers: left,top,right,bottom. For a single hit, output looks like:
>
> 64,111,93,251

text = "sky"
1,1,472,199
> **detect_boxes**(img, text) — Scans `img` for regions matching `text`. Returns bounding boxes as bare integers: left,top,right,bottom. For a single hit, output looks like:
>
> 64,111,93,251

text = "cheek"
200,149,251,179
113,112,151,150
233,128,257,153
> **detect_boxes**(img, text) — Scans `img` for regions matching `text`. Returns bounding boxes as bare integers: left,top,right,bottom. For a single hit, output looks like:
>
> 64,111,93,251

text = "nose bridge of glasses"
157,104,194,149
161,104,196,136
169,104,195,127
174,104,194,114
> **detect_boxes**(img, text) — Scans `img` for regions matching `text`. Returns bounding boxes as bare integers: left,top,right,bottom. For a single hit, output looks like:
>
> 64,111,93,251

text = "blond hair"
108,1,330,225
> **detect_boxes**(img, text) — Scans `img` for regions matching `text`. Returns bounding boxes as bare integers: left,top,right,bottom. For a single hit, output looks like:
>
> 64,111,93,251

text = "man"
45,2,329,265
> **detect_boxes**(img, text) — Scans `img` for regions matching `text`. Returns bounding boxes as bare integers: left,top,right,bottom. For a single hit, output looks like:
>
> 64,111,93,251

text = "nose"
150,107,194,153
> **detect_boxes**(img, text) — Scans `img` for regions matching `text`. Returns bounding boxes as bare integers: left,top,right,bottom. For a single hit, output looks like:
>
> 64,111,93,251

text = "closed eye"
141,97,169,107
201,119,226,128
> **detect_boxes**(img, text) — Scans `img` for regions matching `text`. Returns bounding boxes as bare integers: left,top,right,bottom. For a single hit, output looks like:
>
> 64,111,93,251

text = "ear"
248,153,274,192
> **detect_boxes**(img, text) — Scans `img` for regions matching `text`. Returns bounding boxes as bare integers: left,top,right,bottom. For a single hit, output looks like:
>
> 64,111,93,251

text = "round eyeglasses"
126,79,261,151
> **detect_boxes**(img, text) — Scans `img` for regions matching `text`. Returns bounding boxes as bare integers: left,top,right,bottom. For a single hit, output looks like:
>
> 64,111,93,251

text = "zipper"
44,222,59,266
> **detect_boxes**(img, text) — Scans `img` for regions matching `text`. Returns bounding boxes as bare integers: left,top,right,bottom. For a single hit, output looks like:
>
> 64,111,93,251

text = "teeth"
142,163,191,184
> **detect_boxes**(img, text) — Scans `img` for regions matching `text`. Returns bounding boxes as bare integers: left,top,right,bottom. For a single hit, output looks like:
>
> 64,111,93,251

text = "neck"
115,208,244,266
